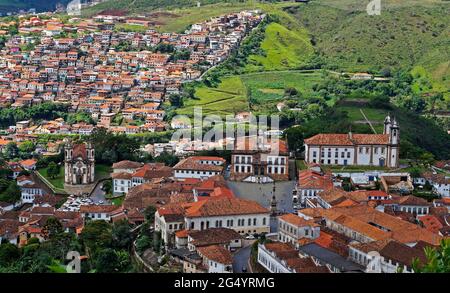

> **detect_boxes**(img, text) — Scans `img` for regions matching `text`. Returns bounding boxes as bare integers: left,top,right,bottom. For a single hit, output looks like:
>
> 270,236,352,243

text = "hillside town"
0,1,449,276
0,11,263,138
1,115,450,273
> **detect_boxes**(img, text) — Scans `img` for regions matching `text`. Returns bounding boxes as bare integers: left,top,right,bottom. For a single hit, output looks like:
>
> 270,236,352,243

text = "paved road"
233,245,252,273
90,182,108,204
227,180,296,214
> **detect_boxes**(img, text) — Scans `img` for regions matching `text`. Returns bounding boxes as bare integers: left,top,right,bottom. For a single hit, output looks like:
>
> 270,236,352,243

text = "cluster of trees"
3,140,36,160
203,15,273,87
0,218,136,273
0,158,21,203
0,103,69,128
90,128,141,164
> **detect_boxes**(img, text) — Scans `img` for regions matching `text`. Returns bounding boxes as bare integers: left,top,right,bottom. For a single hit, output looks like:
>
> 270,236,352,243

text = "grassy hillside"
292,0,450,98
245,22,313,72
333,99,450,160
176,76,248,117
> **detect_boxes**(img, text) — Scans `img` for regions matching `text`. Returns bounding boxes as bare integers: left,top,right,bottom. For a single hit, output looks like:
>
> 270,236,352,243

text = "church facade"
304,115,399,168
64,141,95,185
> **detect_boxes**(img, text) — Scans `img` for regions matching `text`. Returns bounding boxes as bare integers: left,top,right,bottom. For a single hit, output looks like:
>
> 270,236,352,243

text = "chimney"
348,131,353,140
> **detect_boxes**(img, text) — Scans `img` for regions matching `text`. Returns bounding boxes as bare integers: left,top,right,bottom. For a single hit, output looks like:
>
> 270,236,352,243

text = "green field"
38,165,65,189
293,0,450,97
38,163,111,190
177,71,327,117
95,164,113,179
336,106,388,133
246,22,313,72
176,76,247,117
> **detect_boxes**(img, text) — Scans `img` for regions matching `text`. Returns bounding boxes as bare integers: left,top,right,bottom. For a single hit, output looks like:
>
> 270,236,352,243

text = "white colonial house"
111,161,173,195
173,156,225,180
155,198,270,245
304,115,399,168
79,205,118,222
17,175,44,204
197,245,233,273
277,213,320,248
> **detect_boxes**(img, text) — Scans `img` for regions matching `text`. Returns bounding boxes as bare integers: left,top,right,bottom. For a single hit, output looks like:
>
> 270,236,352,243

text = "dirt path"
360,108,378,134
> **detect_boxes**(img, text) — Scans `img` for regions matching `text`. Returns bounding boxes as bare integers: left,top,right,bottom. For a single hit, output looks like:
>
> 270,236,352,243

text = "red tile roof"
184,198,269,218
305,133,389,146
197,244,233,265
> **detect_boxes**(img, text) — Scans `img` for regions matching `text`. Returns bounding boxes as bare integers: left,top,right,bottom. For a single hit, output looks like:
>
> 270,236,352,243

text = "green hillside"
292,0,450,97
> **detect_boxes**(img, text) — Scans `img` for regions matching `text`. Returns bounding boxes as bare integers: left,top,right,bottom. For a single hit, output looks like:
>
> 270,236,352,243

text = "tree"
80,221,112,254
412,239,450,273
284,126,304,154
5,142,19,159
111,220,133,249
102,179,112,194
18,140,35,154
420,152,435,166
46,162,59,179
95,248,119,273
41,217,63,240
135,235,152,253
0,243,20,266
155,152,179,167
0,181,21,203
284,87,298,97
144,206,157,223
168,94,183,107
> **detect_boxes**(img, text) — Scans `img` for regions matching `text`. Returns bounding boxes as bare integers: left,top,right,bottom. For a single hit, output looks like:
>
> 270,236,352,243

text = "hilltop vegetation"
292,0,450,100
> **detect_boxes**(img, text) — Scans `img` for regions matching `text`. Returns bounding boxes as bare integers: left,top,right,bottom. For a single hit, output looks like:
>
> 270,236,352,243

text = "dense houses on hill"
0,11,264,141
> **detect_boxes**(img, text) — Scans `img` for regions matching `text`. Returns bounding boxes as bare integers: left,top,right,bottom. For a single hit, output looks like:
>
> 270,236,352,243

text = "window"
263,218,266,225
313,151,317,157
253,218,257,226
359,147,363,154
374,147,378,154
248,218,251,226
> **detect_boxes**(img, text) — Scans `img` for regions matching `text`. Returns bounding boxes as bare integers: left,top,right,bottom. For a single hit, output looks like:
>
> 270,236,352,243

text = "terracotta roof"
79,205,118,213
112,160,143,170
305,133,389,146
298,170,334,190
188,228,242,247
321,205,442,245
111,172,132,180
174,157,224,172
419,215,443,234
72,143,88,160
19,159,37,168
132,163,173,179
184,198,269,218
197,244,233,265
279,213,319,227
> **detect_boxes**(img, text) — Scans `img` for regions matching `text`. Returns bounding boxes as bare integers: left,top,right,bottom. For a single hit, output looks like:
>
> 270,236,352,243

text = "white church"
304,115,399,168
